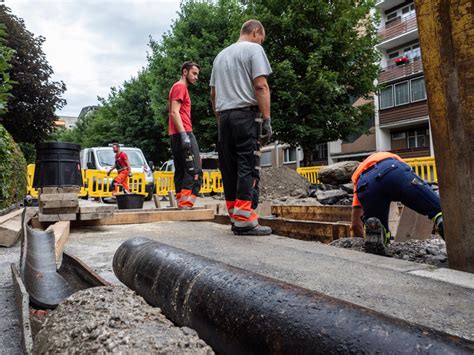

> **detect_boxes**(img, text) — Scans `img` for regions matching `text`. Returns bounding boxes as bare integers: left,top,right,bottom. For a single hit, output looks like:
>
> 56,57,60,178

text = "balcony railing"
379,13,418,42
379,56,423,83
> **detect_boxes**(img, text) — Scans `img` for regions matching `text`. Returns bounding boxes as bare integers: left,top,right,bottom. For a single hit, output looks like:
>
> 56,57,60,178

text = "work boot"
364,218,391,256
233,224,272,236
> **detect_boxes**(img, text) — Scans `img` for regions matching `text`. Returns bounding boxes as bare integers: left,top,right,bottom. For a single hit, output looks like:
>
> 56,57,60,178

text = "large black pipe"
113,237,474,354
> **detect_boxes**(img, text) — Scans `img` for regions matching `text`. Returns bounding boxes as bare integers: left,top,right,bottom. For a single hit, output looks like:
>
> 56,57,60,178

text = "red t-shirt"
168,82,192,135
115,151,129,171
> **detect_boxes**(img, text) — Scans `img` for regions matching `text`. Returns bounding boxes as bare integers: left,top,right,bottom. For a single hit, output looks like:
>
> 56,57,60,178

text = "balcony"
379,56,423,83
390,147,430,159
378,14,418,49
375,0,407,11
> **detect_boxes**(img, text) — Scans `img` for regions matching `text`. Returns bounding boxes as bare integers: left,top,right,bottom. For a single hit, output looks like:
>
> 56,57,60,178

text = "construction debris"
260,166,310,201
33,286,214,354
317,161,359,185
330,236,448,267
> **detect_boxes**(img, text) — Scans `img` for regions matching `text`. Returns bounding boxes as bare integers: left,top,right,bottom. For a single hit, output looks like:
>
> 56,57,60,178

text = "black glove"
260,118,272,145
180,132,191,150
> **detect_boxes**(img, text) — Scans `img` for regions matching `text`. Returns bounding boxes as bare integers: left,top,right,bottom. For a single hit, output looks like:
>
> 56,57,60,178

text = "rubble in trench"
33,286,214,354
330,236,448,267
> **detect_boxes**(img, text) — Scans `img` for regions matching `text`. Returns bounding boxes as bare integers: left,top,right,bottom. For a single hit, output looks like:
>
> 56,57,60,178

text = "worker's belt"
360,158,397,176
218,106,259,115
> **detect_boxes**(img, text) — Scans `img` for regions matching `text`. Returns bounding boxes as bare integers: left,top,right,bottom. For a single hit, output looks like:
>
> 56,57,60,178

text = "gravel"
330,236,448,267
260,166,310,201
33,286,214,354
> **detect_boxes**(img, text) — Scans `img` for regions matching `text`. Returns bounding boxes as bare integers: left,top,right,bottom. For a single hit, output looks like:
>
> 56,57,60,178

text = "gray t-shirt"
210,41,272,112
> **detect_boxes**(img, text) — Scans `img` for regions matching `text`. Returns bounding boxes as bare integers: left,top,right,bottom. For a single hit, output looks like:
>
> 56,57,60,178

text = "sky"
7,0,182,117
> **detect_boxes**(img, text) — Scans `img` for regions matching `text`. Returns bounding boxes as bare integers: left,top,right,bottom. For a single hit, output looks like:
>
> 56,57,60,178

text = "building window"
404,43,421,59
316,143,328,160
411,77,427,102
391,132,406,140
283,147,298,163
401,3,416,18
379,86,394,109
394,81,410,106
261,151,272,167
407,130,427,148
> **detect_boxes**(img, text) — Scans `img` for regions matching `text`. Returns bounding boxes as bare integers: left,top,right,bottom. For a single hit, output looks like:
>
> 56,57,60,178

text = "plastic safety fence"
154,171,215,196
26,165,145,198
296,157,437,185
27,164,87,198
404,157,437,183
85,170,146,198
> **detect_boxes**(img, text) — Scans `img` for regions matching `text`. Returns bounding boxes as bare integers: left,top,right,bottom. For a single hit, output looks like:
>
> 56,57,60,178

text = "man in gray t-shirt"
210,19,273,236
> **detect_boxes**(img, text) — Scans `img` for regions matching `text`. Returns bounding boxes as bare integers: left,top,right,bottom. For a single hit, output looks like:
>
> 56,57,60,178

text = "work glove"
180,132,192,150
260,118,272,145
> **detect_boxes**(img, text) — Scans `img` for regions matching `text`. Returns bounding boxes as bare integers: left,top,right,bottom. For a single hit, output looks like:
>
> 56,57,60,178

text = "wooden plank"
38,213,77,222
415,0,474,272
39,200,79,209
212,215,351,243
78,212,114,221
39,206,79,215
0,209,23,247
79,205,115,214
45,221,70,264
38,193,78,202
168,191,177,208
271,205,352,222
73,208,215,226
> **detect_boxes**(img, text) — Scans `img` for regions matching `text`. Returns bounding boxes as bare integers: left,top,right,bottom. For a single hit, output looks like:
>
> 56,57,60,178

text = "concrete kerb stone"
409,268,474,290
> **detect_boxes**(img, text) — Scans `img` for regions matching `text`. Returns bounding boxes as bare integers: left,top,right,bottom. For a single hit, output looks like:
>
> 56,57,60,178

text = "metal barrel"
113,237,474,354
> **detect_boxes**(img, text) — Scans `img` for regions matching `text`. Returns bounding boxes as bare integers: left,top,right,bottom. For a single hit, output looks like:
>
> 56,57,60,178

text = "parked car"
80,146,155,200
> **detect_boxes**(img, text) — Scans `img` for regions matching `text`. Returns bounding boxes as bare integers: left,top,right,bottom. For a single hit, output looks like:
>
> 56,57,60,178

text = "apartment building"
374,0,433,159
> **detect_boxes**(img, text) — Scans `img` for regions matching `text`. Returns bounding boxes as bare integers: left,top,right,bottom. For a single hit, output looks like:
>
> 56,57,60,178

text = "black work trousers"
170,132,202,196
218,108,260,208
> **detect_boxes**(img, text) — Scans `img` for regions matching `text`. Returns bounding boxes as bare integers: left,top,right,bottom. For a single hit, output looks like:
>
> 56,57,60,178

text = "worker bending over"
168,61,203,209
351,152,444,255
210,20,273,236
107,143,131,195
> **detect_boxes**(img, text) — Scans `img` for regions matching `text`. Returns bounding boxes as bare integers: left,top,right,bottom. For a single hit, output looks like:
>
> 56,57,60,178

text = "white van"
80,146,155,200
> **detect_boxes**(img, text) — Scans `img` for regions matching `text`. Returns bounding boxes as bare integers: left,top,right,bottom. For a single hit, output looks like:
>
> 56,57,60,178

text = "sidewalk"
66,221,474,341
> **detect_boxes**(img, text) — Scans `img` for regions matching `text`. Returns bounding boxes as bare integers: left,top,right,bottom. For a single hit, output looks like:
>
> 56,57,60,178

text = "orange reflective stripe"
176,192,182,202
233,199,258,222
178,189,196,207
235,199,252,210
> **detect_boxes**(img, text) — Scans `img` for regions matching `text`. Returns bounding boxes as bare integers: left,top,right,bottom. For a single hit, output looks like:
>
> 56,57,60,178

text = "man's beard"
185,75,194,85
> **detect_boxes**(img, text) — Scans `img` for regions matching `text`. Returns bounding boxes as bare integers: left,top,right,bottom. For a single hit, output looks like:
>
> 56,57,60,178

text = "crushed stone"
330,236,448,267
33,286,214,354
260,166,310,201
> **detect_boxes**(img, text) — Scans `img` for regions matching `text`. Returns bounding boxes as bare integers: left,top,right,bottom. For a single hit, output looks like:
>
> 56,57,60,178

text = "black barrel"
116,194,144,209
113,238,474,355
33,142,82,188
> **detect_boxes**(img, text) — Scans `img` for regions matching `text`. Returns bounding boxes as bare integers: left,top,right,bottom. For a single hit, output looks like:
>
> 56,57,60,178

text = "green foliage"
0,23,13,116
250,0,380,164
148,0,245,151
0,124,26,209
0,5,66,144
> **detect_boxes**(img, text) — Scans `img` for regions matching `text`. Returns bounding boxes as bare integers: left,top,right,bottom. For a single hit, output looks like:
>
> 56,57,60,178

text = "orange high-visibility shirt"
351,152,404,207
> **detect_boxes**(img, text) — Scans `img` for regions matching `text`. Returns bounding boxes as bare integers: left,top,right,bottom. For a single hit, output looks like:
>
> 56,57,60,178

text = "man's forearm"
210,88,218,121
255,86,270,118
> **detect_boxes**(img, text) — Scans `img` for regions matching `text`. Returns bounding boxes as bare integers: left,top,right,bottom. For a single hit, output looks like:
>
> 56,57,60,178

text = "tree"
0,5,66,144
148,0,245,152
0,24,13,116
249,0,380,164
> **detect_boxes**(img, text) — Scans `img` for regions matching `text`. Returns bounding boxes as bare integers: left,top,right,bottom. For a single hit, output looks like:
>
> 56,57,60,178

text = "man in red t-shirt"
107,143,131,194
168,61,203,209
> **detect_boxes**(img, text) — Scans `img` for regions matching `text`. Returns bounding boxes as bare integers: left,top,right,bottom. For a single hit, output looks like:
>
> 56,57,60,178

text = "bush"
0,124,27,209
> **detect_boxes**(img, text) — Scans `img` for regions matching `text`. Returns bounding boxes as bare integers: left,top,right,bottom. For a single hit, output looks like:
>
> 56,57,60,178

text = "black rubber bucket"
33,142,82,188
116,194,144,209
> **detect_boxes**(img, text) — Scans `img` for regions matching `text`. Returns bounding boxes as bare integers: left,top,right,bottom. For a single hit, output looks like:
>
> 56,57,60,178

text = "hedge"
0,124,27,210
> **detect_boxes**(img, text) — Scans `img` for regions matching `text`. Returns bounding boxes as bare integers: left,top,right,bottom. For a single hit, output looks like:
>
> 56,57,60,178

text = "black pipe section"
113,237,474,354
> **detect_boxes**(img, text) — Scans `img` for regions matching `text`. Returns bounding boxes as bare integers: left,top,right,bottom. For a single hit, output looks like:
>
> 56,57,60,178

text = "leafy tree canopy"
0,24,13,116
0,5,66,144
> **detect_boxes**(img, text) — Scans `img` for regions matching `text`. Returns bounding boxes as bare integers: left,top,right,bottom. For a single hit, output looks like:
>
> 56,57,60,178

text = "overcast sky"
7,0,181,117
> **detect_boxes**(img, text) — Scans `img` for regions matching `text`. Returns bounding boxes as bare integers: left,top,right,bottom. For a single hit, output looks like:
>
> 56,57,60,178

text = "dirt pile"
33,286,214,354
330,236,448,267
260,166,311,201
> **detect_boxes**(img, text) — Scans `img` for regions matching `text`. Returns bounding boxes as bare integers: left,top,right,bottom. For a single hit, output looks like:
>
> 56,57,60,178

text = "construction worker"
107,143,131,195
168,61,203,209
210,20,273,236
351,151,444,255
